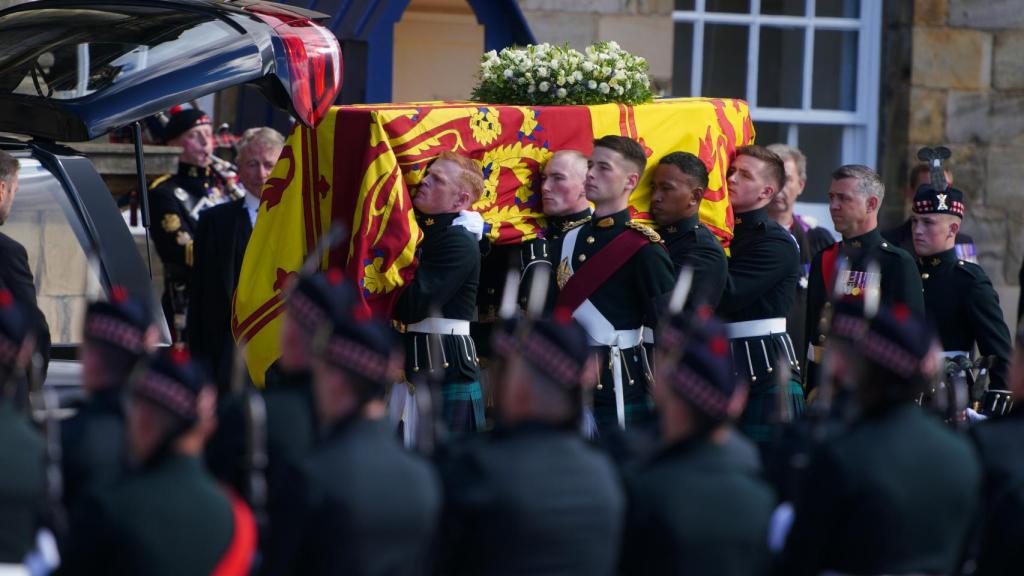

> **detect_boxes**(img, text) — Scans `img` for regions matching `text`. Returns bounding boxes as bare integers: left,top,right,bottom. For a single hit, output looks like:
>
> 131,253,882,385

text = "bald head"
541,150,589,217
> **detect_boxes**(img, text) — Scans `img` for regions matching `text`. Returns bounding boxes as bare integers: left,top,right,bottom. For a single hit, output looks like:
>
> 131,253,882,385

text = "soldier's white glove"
452,210,485,241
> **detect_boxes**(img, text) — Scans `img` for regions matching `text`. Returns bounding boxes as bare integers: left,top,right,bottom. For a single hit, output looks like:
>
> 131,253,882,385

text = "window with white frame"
672,0,881,203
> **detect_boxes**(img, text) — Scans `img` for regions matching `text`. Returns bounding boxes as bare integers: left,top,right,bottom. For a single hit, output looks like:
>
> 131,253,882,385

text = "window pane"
702,24,747,100
706,0,750,13
675,0,696,9
5,157,102,344
812,29,858,111
752,121,789,147
762,0,805,16
816,0,860,18
672,23,694,96
758,27,803,108
798,124,844,202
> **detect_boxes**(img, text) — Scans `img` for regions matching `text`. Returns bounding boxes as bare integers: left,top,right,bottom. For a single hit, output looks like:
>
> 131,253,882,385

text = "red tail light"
246,6,342,127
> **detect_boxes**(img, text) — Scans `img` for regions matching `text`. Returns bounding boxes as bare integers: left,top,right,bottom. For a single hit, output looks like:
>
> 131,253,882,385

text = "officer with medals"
438,314,624,576
715,145,802,448
649,151,727,309
64,348,257,575
0,290,46,566
779,303,981,576
62,287,155,513
970,326,1024,575
911,184,1011,392
553,136,674,436
622,305,774,575
264,278,440,576
393,151,485,434
805,165,924,393
148,108,234,341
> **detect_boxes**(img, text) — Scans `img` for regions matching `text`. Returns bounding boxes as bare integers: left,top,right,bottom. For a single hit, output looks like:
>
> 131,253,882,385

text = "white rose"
538,67,549,78
599,82,610,94
519,62,530,73
601,67,612,76
574,71,584,81
582,62,594,73
539,81,550,92
608,41,621,50
615,85,624,95
518,77,528,85
504,68,515,79
588,80,597,89
556,87,568,98
528,84,536,93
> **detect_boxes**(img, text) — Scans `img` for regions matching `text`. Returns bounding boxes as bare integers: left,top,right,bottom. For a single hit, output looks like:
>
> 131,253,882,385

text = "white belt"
642,326,654,344
726,317,786,340
941,350,970,359
405,317,471,336
587,328,644,349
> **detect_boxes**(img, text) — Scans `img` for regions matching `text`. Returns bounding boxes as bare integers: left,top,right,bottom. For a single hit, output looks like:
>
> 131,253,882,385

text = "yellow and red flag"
233,98,754,384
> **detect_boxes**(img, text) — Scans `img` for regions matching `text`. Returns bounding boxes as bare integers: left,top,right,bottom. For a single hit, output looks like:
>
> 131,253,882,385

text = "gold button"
922,273,930,280
586,236,595,244
597,384,603,390
578,254,587,262
882,242,888,247
959,261,965,265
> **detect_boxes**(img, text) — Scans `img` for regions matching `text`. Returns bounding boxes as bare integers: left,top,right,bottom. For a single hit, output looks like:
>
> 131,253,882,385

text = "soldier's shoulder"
625,221,662,243
953,258,990,282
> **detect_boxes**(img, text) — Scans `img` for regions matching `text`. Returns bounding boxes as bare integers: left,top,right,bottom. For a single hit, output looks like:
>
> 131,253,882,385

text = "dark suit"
970,407,1024,575
188,199,252,391
0,231,50,367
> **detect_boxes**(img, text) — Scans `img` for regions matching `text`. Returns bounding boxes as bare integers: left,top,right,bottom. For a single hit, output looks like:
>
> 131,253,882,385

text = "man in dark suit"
188,127,284,391
0,150,50,369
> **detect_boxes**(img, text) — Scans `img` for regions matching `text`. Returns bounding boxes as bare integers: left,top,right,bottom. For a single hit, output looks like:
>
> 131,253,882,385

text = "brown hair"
735,145,785,193
437,151,484,203
0,150,18,184
593,135,647,174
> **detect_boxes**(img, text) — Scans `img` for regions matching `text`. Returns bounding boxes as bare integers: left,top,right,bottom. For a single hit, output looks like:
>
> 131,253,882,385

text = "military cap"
287,269,349,336
657,306,738,421
162,107,212,143
912,184,965,219
133,347,211,425
314,277,399,386
84,286,151,356
491,310,592,390
0,289,30,370
860,303,937,381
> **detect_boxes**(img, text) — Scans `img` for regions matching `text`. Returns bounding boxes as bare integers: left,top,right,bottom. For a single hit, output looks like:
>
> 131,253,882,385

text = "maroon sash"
555,228,650,313
821,243,840,296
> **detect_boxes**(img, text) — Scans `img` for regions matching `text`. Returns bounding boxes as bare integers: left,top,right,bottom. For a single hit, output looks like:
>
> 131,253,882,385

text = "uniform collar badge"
596,217,615,228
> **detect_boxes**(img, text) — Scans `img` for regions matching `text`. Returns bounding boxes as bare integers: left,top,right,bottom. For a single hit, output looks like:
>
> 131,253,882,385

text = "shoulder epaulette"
954,258,986,279
149,174,173,189
560,215,591,233
625,221,661,243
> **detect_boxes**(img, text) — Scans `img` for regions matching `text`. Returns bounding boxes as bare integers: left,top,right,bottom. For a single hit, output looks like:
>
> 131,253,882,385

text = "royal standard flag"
233,98,754,384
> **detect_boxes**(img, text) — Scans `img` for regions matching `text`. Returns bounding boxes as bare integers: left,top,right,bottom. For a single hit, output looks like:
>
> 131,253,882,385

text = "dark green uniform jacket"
517,208,593,312
61,387,126,513
622,433,775,576
970,407,1024,576
661,214,728,310
263,417,441,576
805,228,924,388
919,248,1011,390
394,212,481,384
556,209,675,432
779,403,980,576
0,403,46,563
64,453,239,576
439,422,625,576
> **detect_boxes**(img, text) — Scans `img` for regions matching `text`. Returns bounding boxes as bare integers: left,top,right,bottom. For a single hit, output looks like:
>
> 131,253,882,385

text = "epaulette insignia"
625,221,661,243
150,174,173,189
162,213,182,233
596,217,615,228
560,215,591,232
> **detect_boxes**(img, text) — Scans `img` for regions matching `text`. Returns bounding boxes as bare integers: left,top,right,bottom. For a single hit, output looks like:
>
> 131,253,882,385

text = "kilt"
442,381,485,434
591,344,656,437
739,377,805,445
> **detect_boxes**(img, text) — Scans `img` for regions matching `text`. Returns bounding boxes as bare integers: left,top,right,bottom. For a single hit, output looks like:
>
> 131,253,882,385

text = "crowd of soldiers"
0,103,1020,575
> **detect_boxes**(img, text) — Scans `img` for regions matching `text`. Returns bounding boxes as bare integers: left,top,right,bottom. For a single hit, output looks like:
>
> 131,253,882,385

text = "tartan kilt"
739,377,805,444
591,344,656,436
442,381,485,434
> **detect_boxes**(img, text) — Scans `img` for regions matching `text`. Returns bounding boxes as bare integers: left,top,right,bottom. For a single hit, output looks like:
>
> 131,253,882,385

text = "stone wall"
901,0,1024,319
517,0,675,93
